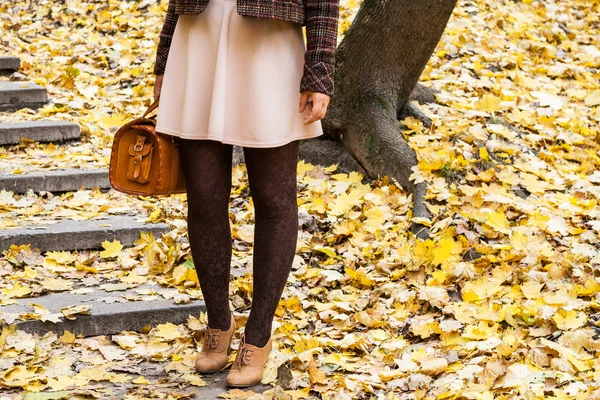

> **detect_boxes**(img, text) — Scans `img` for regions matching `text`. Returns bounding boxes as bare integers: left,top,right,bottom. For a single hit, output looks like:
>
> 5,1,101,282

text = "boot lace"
203,329,220,351
238,345,255,367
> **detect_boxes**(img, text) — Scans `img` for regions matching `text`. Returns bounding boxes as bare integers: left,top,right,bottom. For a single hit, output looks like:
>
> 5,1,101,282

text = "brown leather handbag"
109,99,186,196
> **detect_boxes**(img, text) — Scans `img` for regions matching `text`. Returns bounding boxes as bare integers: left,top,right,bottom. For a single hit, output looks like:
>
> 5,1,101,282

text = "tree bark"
301,0,458,238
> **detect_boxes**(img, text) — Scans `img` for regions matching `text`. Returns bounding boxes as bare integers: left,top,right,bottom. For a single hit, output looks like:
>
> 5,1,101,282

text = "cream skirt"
155,0,324,148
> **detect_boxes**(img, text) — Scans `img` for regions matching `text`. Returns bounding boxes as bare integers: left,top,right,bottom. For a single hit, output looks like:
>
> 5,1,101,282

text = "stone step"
0,81,48,112
0,56,20,76
0,168,110,193
0,283,205,337
0,120,80,145
0,215,170,253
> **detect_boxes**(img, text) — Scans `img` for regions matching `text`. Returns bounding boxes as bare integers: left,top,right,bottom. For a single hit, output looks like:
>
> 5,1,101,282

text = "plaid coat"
153,0,340,97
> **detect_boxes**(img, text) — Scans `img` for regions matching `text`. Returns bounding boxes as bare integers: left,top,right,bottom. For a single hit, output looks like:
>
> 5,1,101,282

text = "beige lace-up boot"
225,332,273,387
194,312,236,373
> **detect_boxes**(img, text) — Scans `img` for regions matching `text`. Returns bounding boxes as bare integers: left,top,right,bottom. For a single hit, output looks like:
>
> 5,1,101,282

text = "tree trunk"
300,0,457,238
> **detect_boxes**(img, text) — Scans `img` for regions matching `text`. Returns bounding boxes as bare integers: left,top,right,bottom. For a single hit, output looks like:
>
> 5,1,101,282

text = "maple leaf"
99,239,123,258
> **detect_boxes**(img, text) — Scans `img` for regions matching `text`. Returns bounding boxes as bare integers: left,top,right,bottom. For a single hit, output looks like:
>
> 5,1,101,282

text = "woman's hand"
154,74,165,102
299,91,330,125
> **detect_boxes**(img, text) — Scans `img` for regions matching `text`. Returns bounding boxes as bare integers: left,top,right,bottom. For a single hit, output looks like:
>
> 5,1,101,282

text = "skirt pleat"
155,0,324,147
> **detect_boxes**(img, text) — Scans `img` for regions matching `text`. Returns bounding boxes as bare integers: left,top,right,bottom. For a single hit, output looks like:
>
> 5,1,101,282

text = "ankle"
243,330,271,348
207,312,232,331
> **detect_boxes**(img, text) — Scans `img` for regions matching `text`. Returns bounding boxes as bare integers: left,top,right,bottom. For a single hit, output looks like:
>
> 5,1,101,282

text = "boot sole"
195,366,229,374
226,380,261,388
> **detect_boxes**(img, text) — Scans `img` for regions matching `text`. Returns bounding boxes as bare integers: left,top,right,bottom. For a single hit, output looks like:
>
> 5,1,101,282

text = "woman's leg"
242,140,300,347
179,139,234,331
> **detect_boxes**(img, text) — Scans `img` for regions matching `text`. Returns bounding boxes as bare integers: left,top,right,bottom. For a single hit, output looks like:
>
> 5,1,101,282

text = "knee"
252,190,297,219
186,184,231,217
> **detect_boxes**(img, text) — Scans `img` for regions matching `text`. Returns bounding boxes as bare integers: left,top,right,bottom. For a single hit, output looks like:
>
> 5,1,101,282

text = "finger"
319,100,328,119
313,100,326,121
318,99,326,114
299,92,309,113
306,103,321,124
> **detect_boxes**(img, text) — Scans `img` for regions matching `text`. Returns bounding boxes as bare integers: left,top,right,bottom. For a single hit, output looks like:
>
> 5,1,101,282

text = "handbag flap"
128,142,153,156
128,134,153,156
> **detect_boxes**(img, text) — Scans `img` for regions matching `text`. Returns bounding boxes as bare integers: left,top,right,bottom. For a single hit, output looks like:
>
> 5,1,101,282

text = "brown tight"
178,138,299,348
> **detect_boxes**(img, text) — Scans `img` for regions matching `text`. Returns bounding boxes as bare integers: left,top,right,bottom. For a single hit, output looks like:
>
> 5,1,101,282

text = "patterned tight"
178,138,299,348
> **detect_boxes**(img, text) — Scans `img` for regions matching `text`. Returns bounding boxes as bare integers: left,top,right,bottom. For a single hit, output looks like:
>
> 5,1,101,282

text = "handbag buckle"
134,135,146,152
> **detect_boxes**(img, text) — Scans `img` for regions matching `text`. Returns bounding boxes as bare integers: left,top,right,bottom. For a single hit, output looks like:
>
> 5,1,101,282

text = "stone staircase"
0,55,206,339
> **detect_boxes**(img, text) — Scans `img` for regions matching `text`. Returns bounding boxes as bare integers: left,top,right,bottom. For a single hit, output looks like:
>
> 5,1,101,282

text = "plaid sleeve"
300,0,340,97
153,0,180,75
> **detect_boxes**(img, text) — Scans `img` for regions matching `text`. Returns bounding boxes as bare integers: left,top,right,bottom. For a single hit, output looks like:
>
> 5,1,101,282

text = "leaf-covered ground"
1,0,600,398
